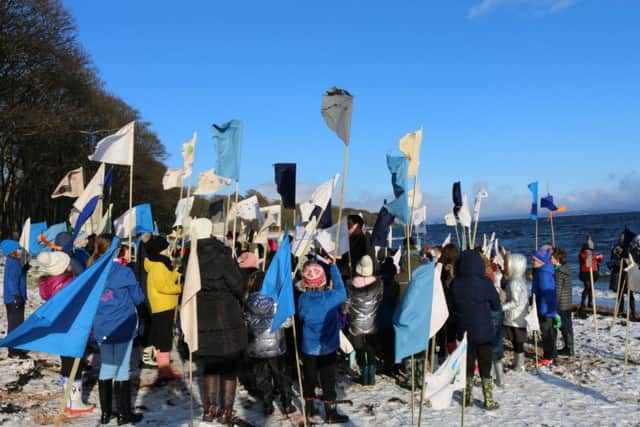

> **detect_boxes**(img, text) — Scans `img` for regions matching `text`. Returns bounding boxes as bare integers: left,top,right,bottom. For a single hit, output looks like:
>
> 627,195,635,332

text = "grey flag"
321,87,353,145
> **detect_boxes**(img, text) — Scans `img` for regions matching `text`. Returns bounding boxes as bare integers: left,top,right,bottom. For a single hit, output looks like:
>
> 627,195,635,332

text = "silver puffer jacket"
245,292,286,358
347,276,383,336
502,254,529,329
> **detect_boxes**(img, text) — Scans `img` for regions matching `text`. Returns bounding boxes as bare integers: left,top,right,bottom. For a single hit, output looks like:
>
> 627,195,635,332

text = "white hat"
30,251,71,276
192,218,213,240
355,255,374,277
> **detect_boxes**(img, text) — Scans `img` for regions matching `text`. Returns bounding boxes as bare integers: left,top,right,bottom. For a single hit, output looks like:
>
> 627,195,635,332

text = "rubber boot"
323,402,349,424
202,374,219,422
513,352,525,372
62,377,95,414
115,380,143,425
155,351,182,380
493,360,505,387
98,380,113,424
464,376,473,406
481,378,499,410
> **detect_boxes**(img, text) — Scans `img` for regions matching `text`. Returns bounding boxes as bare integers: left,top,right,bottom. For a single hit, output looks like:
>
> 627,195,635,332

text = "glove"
14,294,25,309
553,314,562,330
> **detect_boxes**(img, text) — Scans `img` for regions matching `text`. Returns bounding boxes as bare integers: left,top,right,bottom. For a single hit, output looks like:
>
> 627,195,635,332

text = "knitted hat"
302,262,327,288
355,255,374,277
532,248,550,265
238,252,258,269
31,251,71,276
1,240,20,256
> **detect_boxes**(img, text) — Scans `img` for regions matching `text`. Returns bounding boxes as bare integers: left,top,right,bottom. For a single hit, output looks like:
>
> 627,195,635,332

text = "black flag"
452,182,462,218
371,206,395,248
274,163,296,209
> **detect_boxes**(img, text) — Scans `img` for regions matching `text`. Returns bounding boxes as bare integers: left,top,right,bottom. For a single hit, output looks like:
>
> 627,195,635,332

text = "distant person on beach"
532,248,558,365
578,236,604,317
552,248,575,356
2,240,28,359
502,253,529,372
609,229,636,321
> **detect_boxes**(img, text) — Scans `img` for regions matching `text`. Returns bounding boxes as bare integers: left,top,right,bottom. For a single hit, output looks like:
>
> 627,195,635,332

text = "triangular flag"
525,298,541,335
88,121,134,165
18,218,31,253
321,87,353,145
51,167,84,199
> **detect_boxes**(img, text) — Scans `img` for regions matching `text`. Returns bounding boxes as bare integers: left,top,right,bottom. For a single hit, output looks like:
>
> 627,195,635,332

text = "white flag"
259,205,281,227
254,216,278,245
399,128,423,178
412,206,427,226
423,333,467,410
310,174,340,211
113,207,136,238
182,132,197,177
174,197,194,228
88,121,134,165
321,87,353,145
444,211,457,227
458,194,472,228
494,238,505,269
162,168,185,190
624,256,640,292
236,195,262,221
430,263,449,338
193,169,231,195
473,189,488,224
392,248,402,274
315,217,349,256
73,163,105,213
483,232,496,258
525,298,541,335
299,201,315,223
18,218,31,253
51,167,84,199
291,217,317,258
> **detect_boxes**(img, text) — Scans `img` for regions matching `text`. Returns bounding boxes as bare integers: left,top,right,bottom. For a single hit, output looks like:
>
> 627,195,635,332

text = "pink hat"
238,252,258,269
302,262,327,288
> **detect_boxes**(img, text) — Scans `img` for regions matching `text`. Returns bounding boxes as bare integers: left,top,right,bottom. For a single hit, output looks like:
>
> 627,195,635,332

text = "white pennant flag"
73,163,105,213
473,189,488,224
392,248,402,274
174,197,194,228
483,232,496,258
310,174,340,211
18,218,31,253
458,194,472,228
315,217,349,256
88,121,134,165
51,167,84,199
113,207,136,238
430,263,449,337
494,238,505,269
423,333,467,410
525,298,541,335
299,201,316,223
236,195,262,221
291,217,317,258
193,169,231,195
624,256,640,292
444,211,457,227
162,168,185,190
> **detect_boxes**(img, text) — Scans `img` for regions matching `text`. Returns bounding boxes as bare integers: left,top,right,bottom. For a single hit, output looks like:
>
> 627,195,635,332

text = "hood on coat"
247,292,275,316
508,253,527,280
352,276,377,288
456,250,487,278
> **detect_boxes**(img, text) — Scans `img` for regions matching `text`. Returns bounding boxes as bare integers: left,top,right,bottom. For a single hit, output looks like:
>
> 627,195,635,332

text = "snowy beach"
1,273,639,427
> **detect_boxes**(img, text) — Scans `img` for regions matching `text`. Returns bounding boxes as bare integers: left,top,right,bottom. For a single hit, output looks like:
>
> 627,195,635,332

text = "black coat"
449,250,500,346
196,238,247,357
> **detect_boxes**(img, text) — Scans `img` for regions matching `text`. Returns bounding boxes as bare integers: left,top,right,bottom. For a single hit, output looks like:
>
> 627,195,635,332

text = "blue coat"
449,251,500,346
298,264,347,356
532,254,557,318
93,263,145,344
3,257,27,304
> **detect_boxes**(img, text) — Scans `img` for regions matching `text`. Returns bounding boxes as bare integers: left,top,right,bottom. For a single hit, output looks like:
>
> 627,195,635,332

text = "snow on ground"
1,268,640,426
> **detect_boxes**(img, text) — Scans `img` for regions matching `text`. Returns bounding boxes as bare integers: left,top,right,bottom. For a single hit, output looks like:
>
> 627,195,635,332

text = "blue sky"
64,0,640,220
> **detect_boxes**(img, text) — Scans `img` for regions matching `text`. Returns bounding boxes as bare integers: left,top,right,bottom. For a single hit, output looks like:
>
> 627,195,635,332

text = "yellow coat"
144,258,182,314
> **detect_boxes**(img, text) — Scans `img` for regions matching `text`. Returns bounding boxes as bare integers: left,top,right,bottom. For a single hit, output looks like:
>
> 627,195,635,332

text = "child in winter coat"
298,261,349,424
91,235,145,425
346,255,382,385
552,248,574,356
2,240,27,359
31,250,95,414
245,270,296,416
501,253,529,372
532,248,558,365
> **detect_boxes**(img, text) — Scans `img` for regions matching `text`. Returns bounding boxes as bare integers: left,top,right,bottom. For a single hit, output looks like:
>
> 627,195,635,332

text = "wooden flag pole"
127,163,134,262
623,284,631,383
461,382,467,427
231,182,240,257
611,263,625,326
224,192,232,237
188,351,194,427
169,184,185,256
333,144,350,260
404,221,415,424
549,212,556,248
471,198,482,249
291,318,308,427
417,335,437,426
54,358,81,427
453,223,461,247
589,267,598,336
535,218,539,250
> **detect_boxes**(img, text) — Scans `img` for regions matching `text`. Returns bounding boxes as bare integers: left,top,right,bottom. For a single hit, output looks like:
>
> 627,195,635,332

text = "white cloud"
468,0,577,19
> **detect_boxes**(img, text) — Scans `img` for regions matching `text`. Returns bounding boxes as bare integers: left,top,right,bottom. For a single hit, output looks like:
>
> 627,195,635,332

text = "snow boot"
98,379,113,424
62,377,95,414
481,378,499,410
513,352,525,372
493,360,505,387
323,402,349,424
115,380,143,425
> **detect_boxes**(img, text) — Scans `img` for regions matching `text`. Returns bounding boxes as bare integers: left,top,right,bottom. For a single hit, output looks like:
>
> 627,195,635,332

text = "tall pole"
589,267,598,336
333,145,350,260
127,163,133,261
291,319,308,427
623,284,631,382
549,212,556,248
535,218,539,250
231,182,240,257
611,262,625,326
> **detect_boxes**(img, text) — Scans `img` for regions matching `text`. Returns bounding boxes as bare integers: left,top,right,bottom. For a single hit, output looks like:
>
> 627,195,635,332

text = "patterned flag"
182,132,197,178
321,87,353,145
51,167,84,199
193,169,232,195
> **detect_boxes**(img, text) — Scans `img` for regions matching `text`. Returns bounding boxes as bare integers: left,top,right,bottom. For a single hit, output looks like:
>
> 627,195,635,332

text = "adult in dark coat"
449,250,500,410
552,248,575,356
196,236,247,423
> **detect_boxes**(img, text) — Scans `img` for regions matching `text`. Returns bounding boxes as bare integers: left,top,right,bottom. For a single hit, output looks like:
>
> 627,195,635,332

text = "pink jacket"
39,273,75,301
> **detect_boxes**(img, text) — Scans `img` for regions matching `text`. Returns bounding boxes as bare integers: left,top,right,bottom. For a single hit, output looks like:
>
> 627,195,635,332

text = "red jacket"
579,249,603,273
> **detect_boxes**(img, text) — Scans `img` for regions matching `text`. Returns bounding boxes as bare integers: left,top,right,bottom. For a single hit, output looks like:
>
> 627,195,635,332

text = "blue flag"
37,222,68,252
540,193,558,211
65,195,100,252
393,263,435,363
0,239,119,358
213,119,243,182
104,165,114,190
384,155,409,224
528,182,538,220
260,233,295,332
28,221,48,256
134,203,154,235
